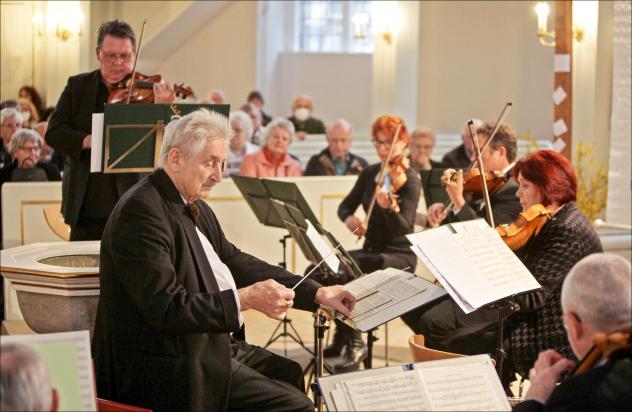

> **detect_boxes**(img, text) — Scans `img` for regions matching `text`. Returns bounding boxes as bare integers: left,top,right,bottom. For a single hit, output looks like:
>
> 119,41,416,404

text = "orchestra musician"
514,253,631,412
402,122,522,341
321,115,421,373
92,109,355,412
46,20,176,241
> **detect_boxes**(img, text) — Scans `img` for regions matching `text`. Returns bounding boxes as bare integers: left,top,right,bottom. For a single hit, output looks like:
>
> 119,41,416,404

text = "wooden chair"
408,334,465,363
97,398,152,412
43,205,70,241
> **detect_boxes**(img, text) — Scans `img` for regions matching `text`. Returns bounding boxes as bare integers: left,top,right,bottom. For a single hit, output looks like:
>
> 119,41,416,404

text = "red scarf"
262,146,285,168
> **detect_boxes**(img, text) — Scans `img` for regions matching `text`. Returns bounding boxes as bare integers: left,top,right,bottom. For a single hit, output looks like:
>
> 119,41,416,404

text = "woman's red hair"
371,115,409,147
513,149,577,206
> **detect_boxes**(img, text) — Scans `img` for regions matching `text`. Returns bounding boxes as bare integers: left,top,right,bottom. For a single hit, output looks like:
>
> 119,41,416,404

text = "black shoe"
323,321,349,358
334,335,367,373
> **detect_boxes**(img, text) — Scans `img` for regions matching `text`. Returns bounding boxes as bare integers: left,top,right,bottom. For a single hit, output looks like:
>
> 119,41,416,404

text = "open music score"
318,354,510,411
407,219,541,314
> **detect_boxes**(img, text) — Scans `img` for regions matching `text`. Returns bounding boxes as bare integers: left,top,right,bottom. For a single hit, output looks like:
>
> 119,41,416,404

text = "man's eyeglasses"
371,139,392,149
19,145,40,153
100,50,134,63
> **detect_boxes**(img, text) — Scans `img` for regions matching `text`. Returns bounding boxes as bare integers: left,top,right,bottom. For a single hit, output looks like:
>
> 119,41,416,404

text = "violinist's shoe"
333,333,367,373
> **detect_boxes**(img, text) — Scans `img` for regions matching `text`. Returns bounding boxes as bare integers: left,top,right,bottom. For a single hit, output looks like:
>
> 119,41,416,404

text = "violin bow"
126,19,147,104
468,119,495,227
358,122,403,242
435,102,512,226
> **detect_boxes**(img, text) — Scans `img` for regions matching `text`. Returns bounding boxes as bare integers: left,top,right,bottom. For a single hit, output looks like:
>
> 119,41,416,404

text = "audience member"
409,126,443,171
241,103,263,145
288,95,325,140
0,108,23,169
515,253,631,412
17,97,40,129
18,85,46,120
304,118,368,176
0,129,61,184
0,343,59,412
0,100,18,110
208,89,226,104
441,118,484,169
247,90,272,126
225,111,258,177
240,117,302,177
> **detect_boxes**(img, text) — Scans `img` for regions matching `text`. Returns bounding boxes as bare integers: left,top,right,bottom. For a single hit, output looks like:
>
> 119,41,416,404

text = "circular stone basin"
1,241,100,336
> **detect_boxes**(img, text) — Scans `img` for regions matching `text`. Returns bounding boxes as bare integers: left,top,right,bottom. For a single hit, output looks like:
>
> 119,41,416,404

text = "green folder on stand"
102,103,229,173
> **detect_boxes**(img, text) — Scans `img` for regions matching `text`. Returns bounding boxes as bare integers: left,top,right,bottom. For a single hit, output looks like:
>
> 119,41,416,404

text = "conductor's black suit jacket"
92,169,321,411
46,69,144,226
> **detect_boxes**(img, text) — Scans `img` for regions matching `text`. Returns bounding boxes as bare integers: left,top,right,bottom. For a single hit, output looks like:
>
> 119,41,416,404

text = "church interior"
1,1,630,411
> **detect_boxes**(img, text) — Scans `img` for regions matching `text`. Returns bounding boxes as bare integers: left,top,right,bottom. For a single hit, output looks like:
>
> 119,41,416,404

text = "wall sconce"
32,2,84,41
352,12,369,40
372,1,402,45
535,1,584,47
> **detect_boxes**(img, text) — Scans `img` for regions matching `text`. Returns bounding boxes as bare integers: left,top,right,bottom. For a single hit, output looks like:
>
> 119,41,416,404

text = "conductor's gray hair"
0,108,23,125
262,117,296,143
159,109,229,167
9,128,42,153
1,343,53,411
561,253,631,333
229,111,254,141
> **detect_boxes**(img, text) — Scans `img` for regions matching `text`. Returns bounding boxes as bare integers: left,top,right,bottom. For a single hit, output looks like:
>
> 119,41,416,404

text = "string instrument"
107,19,194,105
107,72,194,104
382,154,409,213
359,123,403,240
572,330,631,376
496,204,551,251
458,168,506,196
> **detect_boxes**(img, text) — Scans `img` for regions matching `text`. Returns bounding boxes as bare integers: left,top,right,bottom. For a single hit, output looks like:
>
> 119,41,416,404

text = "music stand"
420,168,449,207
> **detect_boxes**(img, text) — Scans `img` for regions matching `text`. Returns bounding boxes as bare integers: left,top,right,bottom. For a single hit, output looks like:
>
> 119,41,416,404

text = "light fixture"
352,12,369,40
535,1,584,47
372,1,402,45
32,2,84,41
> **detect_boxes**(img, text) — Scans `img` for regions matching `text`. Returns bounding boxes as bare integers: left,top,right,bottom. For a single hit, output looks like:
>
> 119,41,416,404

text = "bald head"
562,253,631,334
326,119,353,161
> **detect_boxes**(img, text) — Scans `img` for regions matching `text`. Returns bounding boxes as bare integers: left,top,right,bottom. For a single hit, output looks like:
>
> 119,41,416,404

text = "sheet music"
343,369,431,411
305,219,340,273
419,355,510,411
407,220,540,310
90,113,104,172
350,291,392,320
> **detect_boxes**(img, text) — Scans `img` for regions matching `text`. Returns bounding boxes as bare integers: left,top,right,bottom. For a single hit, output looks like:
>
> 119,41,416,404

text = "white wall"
417,1,554,138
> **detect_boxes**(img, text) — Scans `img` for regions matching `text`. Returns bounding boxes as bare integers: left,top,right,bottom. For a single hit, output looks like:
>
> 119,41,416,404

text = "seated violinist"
46,19,176,241
514,253,631,412
319,115,421,373
426,121,522,228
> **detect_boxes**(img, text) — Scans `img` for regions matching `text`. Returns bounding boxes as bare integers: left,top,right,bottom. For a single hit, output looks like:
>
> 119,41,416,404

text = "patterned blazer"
509,202,602,377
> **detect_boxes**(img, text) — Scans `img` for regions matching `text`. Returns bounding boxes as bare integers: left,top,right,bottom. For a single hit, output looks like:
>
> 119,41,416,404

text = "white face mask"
294,107,310,122
20,111,31,122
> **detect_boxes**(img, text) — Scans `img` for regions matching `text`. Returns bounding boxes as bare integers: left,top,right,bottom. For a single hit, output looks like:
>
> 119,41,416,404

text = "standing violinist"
46,20,176,240
321,115,421,373
514,253,630,412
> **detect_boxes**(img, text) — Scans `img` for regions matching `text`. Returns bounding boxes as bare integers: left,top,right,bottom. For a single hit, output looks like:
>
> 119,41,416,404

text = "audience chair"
408,334,465,363
43,205,70,241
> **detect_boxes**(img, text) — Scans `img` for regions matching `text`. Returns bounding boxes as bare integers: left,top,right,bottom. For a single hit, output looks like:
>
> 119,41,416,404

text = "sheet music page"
305,219,340,273
407,220,540,309
343,269,399,299
90,113,104,173
343,369,431,411
418,355,510,411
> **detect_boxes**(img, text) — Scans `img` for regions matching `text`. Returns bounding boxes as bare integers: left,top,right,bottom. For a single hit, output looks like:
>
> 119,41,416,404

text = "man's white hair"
0,108,23,125
159,109,229,167
9,128,42,153
261,117,296,143
229,111,254,142
326,118,353,137
561,253,631,333
1,343,53,411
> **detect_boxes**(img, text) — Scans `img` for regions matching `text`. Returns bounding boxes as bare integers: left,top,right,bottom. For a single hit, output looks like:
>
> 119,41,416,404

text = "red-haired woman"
324,115,421,372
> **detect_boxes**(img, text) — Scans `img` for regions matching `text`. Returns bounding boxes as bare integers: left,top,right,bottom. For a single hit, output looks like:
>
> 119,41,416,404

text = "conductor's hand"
524,349,576,404
153,80,176,103
441,168,465,209
427,202,447,228
238,279,294,320
344,215,366,236
315,285,355,317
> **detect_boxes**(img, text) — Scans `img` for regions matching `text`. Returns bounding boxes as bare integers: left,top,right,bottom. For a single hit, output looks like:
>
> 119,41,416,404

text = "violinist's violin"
572,330,631,376
107,72,194,104
496,203,551,251
461,168,505,195
383,155,409,213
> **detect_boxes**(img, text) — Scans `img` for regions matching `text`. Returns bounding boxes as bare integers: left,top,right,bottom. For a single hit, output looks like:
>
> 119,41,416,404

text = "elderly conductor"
92,109,355,412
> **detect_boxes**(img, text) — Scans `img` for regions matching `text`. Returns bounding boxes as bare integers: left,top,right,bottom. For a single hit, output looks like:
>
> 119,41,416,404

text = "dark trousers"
70,217,109,241
228,340,313,412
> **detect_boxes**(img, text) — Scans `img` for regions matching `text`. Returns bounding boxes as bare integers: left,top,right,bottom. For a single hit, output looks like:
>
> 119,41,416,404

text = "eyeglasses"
19,145,40,153
100,50,134,63
371,139,392,149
